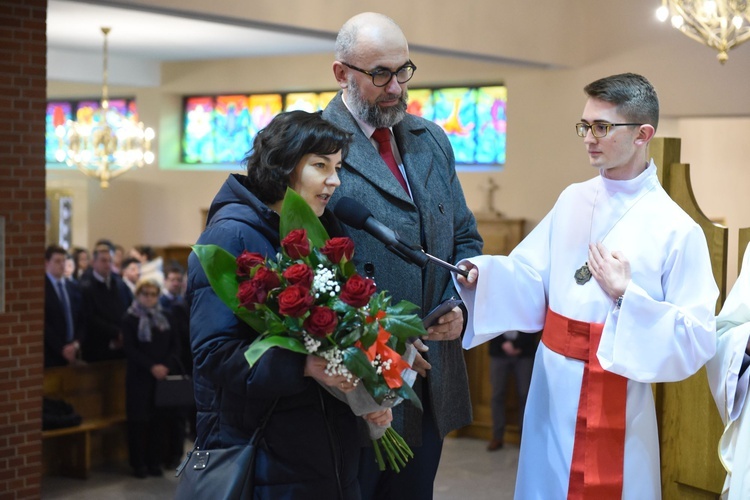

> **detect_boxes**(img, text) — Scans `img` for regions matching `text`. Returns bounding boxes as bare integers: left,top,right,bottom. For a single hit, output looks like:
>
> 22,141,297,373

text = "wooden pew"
42,360,128,479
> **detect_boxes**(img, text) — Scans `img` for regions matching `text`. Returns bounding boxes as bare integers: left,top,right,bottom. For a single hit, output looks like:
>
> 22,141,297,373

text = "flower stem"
372,437,386,472
372,427,414,473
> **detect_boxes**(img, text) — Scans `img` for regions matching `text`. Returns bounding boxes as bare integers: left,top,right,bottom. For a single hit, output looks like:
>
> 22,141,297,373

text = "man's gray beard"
347,76,408,129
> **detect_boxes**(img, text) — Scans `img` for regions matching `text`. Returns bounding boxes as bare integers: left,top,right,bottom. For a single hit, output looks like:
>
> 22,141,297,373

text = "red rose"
340,274,377,308
253,266,281,291
281,229,310,259
236,251,265,276
282,263,314,288
237,279,267,308
303,306,338,337
321,237,355,264
277,284,314,317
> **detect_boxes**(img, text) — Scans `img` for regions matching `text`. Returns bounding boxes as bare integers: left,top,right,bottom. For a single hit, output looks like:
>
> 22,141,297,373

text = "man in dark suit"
44,245,85,367
323,12,483,500
79,245,126,362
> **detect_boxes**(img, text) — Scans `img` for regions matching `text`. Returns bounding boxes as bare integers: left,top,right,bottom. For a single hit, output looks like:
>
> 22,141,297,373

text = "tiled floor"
41,437,519,499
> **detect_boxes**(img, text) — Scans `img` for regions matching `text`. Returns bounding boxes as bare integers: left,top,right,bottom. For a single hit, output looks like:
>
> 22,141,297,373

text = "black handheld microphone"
333,197,469,278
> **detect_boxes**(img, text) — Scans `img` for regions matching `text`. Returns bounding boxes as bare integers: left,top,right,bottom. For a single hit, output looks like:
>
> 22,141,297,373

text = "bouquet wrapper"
319,343,418,440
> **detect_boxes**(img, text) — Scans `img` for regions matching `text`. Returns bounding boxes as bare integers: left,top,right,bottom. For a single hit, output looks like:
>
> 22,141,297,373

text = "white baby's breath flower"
302,333,321,354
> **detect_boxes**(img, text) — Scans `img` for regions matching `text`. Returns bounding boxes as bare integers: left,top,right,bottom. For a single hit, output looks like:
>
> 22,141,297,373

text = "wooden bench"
42,360,128,479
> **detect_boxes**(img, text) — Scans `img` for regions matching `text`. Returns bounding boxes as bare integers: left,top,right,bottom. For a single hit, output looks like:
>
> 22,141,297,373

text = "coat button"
438,203,445,214
364,263,375,277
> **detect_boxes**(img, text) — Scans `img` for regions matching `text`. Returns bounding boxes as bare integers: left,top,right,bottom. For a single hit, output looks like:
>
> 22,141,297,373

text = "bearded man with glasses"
323,12,483,500
455,73,718,499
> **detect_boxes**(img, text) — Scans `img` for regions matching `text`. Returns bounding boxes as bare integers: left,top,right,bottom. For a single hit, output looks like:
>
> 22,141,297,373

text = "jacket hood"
205,173,281,247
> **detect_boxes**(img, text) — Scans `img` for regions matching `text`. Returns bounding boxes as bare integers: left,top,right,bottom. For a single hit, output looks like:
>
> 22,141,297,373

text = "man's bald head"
335,12,408,63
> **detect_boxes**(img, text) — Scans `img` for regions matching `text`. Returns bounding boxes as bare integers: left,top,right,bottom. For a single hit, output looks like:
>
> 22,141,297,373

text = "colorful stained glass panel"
183,97,215,164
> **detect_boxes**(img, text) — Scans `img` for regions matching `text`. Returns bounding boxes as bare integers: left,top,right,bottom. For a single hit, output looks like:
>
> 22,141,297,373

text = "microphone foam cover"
333,197,372,230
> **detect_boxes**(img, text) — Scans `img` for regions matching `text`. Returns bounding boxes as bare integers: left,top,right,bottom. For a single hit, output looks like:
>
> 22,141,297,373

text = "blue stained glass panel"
475,86,507,164
214,95,251,163
433,88,477,164
183,97,215,164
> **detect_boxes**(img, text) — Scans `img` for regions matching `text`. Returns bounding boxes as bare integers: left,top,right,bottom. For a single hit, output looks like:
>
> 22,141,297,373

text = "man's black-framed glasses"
341,61,417,87
576,122,643,139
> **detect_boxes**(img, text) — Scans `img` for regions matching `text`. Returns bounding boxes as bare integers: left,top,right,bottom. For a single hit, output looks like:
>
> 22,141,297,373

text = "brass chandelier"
656,0,750,63
55,27,155,188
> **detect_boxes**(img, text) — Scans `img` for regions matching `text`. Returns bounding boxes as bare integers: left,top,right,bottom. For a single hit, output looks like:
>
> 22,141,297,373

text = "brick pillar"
0,1,47,498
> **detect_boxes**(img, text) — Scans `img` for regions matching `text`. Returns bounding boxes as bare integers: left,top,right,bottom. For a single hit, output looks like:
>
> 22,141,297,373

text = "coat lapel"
392,117,434,207
324,93,414,204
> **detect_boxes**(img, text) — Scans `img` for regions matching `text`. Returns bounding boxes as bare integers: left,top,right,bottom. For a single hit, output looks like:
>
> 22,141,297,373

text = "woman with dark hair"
187,110,389,499
71,247,89,282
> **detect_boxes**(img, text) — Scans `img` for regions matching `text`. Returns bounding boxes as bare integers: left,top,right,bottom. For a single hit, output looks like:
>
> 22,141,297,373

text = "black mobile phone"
422,298,463,328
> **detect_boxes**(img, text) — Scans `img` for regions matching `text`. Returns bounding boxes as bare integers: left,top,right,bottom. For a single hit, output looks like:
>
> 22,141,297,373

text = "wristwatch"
615,295,624,309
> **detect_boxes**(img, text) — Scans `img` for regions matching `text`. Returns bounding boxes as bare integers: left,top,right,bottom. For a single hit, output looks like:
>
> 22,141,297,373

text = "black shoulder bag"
174,398,279,500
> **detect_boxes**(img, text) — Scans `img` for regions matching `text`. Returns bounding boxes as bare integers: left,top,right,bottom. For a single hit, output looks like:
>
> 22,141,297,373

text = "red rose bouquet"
193,188,427,472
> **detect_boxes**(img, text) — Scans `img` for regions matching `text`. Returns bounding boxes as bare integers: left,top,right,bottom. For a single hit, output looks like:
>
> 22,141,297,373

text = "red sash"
542,308,628,500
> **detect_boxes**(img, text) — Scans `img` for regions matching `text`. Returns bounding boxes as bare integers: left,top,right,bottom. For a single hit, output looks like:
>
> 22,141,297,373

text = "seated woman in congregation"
187,111,391,499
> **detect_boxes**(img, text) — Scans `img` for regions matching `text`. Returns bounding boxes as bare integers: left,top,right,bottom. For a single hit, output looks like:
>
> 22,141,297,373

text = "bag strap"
249,397,279,444
175,397,279,478
169,354,190,377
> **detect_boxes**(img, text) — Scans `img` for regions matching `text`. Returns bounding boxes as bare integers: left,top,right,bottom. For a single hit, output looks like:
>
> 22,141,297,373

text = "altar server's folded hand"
588,242,631,301
456,263,478,289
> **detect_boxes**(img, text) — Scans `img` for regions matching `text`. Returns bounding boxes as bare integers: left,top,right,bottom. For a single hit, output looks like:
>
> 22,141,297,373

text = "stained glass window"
45,98,140,168
46,85,507,170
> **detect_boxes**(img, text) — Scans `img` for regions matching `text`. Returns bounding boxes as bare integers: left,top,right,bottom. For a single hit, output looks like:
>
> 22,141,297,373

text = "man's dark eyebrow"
372,61,413,72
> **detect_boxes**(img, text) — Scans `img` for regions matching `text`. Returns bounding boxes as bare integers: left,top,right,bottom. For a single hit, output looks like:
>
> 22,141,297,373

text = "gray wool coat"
323,92,484,445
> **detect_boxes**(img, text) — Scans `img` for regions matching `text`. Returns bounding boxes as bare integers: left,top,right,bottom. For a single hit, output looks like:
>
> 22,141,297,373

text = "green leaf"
279,188,329,247
394,383,422,411
380,314,427,341
337,326,364,347
236,308,267,334
244,336,308,367
364,381,391,404
192,244,241,309
387,299,421,315
341,260,356,277
342,347,378,383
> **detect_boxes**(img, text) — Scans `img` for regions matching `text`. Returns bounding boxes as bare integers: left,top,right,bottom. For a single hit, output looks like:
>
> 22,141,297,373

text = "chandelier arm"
54,26,156,187
665,0,750,58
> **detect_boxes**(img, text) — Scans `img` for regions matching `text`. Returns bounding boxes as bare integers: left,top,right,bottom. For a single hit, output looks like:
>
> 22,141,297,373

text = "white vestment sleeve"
597,224,718,383
456,213,551,349
707,243,750,423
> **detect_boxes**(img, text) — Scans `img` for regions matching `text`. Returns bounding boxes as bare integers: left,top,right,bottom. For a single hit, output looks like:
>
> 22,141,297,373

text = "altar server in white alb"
455,73,718,500
707,243,750,500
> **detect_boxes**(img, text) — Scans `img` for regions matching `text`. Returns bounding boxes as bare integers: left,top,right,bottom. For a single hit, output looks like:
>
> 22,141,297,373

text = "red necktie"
372,128,408,193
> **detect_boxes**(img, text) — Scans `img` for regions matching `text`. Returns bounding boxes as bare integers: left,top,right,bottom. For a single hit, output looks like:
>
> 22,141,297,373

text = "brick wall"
0,1,47,498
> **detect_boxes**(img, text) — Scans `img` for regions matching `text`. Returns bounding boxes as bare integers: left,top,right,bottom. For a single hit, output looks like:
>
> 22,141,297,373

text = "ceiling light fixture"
55,27,155,188
656,0,750,63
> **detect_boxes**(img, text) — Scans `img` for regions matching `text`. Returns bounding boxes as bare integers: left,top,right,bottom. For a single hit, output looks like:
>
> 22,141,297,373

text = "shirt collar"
46,272,64,286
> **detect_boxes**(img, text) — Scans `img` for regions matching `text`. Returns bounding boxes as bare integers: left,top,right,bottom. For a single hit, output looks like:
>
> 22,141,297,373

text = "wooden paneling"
157,245,192,270
740,228,750,272
42,361,128,478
